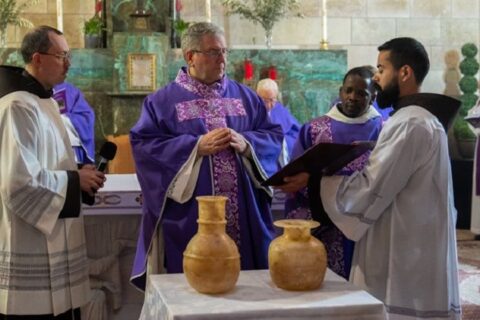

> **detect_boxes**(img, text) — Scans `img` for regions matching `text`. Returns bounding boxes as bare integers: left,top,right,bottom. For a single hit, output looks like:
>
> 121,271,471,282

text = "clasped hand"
198,128,247,156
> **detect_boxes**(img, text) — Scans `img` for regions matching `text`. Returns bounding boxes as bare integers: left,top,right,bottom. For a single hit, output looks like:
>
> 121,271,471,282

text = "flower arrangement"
84,0,104,36
84,15,104,36
221,0,302,48
83,0,105,48
173,18,190,37
0,0,39,47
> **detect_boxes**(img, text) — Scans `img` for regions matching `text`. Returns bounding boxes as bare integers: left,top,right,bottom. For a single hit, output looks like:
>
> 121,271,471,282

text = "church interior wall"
3,0,479,94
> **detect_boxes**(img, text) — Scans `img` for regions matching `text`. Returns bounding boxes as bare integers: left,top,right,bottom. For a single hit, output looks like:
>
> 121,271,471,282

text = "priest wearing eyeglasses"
129,22,283,291
0,26,105,319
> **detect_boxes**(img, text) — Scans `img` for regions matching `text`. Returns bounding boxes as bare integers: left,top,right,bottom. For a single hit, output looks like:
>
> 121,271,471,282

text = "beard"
375,80,400,109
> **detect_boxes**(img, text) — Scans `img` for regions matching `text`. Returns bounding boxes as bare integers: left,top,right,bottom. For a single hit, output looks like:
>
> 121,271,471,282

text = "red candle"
268,65,277,80
244,59,254,80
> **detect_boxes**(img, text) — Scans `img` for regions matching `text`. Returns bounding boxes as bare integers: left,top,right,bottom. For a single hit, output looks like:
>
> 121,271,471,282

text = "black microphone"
83,142,117,206
97,141,117,172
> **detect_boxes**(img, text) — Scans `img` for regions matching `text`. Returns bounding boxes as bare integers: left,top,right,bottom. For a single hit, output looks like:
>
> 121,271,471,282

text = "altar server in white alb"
0,26,105,319
280,37,461,319
322,38,461,319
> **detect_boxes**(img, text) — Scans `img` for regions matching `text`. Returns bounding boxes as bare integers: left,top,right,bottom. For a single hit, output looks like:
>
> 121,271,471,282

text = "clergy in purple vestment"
129,22,283,291
257,78,300,168
280,66,383,279
53,82,95,164
330,65,393,122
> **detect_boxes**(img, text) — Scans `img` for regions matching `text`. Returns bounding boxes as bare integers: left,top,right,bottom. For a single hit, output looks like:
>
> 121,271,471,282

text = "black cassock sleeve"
58,170,82,218
307,172,333,226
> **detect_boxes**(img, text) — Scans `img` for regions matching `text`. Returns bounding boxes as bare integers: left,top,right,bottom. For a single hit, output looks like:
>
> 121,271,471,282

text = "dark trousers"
0,308,80,320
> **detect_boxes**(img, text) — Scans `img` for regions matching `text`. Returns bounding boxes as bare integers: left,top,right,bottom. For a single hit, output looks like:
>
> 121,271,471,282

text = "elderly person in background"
129,22,283,291
256,78,300,167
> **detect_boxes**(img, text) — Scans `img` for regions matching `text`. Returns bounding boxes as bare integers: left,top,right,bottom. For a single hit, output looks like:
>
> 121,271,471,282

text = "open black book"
262,142,372,186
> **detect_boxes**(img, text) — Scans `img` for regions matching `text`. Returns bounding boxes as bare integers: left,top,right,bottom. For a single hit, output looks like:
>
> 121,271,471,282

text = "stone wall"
3,0,479,94
174,0,479,95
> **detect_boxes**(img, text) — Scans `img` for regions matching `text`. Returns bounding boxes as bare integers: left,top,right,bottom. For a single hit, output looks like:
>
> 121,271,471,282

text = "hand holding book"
264,142,372,187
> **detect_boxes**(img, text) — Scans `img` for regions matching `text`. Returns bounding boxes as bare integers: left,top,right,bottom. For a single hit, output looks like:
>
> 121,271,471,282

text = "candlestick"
173,0,176,21
205,0,211,22
56,0,63,32
320,0,328,49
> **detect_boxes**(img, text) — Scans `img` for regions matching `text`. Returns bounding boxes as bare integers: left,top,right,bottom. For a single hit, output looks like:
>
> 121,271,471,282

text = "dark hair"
21,25,63,64
342,66,376,93
377,37,429,84
342,66,374,84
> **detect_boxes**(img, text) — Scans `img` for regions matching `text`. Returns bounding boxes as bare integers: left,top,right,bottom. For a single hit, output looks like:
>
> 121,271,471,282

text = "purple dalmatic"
269,101,300,159
286,104,383,279
53,82,95,164
130,67,283,290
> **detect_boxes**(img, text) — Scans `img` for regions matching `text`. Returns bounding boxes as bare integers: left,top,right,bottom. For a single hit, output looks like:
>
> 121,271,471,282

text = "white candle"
206,0,211,22
322,0,327,41
173,0,176,21
56,0,63,32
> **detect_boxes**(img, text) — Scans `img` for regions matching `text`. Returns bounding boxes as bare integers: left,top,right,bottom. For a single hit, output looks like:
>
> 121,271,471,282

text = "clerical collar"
394,93,460,131
175,66,226,99
327,103,381,124
0,65,52,99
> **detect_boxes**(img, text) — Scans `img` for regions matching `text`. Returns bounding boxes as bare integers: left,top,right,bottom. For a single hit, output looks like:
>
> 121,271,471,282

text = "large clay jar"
269,219,327,291
183,196,240,294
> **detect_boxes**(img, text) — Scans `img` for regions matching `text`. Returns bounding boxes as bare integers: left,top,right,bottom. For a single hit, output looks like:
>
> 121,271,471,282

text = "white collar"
326,103,381,124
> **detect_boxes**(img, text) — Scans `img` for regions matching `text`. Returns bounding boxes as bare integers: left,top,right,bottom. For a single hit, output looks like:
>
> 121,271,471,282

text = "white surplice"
321,105,461,320
0,91,90,315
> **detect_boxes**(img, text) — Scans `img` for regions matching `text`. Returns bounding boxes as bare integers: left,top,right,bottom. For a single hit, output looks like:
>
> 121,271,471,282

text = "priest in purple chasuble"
129,22,283,290
53,81,95,164
283,66,383,279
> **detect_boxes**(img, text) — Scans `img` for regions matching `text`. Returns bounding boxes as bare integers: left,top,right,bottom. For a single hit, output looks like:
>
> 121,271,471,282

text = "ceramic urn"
183,195,240,294
269,219,327,291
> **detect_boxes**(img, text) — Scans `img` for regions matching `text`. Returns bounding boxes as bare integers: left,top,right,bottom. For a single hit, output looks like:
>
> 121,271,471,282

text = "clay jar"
183,196,240,294
269,219,327,291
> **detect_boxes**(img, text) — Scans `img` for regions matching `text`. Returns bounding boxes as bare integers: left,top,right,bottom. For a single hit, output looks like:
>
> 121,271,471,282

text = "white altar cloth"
139,269,386,320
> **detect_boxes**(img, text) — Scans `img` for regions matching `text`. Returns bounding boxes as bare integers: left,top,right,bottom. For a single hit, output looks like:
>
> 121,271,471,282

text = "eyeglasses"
192,48,229,58
38,51,72,62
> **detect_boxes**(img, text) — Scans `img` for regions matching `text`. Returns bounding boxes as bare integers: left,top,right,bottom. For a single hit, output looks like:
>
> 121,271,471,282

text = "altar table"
139,269,386,320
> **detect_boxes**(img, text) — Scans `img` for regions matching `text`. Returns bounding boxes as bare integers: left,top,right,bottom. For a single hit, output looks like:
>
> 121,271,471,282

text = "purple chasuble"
53,82,95,164
269,102,300,158
285,104,382,279
130,67,283,290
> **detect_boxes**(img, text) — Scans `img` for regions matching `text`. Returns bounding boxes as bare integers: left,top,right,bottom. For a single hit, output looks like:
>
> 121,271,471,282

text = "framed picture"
127,53,156,91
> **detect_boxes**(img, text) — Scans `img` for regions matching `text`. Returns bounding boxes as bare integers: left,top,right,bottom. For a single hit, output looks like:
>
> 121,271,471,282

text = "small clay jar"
269,219,327,291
